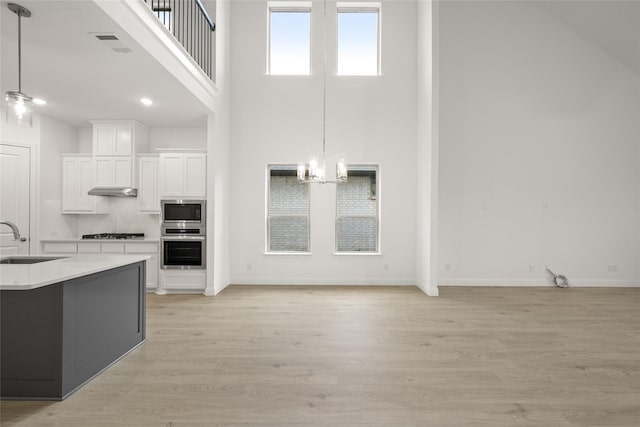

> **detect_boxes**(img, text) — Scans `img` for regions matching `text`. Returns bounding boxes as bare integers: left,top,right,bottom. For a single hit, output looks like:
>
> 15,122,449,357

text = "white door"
0,144,30,255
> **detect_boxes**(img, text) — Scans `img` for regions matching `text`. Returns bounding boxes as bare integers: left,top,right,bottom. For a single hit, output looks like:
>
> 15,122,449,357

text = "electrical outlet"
607,265,618,273
445,263,451,271
543,201,551,211
384,263,389,271
246,262,252,271
528,264,534,272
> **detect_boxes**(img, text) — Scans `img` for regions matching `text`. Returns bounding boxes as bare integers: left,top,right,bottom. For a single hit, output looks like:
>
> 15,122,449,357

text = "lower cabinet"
158,269,206,293
125,243,158,290
40,242,211,295
42,241,159,291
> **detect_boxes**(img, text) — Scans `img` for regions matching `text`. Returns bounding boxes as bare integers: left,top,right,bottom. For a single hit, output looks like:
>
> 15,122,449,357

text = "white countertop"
0,255,150,291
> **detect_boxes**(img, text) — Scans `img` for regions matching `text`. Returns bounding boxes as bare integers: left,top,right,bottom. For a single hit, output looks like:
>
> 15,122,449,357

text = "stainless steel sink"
0,256,68,265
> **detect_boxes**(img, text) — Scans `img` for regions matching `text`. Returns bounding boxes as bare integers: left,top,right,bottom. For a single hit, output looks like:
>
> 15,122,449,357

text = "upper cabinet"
91,121,150,157
90,120,150,188
62,155,108,214
95,157,133,187
159,153,207,198
93,125,132,156
138,155,160,213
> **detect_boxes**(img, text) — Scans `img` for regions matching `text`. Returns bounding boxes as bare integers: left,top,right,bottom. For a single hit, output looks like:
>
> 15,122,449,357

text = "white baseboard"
426,286,440,296
223,278,640,289
439,278,640,287
155,289,205,295
230,277,416,286
415,281,440,296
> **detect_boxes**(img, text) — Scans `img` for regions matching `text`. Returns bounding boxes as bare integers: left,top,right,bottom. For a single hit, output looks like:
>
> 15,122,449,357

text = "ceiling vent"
95,34,118,41
91,32,132,54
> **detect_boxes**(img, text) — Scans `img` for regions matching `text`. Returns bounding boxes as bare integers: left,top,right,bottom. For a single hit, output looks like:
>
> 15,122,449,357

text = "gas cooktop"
81,233,145,240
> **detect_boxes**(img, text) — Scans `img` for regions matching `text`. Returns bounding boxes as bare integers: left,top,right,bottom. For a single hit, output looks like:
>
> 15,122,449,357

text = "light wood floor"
1,286,639,426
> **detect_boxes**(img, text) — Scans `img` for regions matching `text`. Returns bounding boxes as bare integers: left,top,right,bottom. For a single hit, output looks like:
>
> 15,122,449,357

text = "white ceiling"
536,1,640,75
0,0,210,128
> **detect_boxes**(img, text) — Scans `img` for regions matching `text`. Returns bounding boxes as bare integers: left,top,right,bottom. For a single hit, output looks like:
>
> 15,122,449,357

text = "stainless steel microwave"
161,200,206,226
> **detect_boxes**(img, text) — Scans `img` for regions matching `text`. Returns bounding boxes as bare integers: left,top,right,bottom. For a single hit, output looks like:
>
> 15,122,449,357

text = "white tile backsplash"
77,198,160,237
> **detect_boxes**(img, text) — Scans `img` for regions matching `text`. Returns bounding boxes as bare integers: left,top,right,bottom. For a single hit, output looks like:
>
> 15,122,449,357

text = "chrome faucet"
0,220,23,241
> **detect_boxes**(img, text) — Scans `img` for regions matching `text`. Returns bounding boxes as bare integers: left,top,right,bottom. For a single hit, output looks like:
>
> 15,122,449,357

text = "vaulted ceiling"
536,1,640,75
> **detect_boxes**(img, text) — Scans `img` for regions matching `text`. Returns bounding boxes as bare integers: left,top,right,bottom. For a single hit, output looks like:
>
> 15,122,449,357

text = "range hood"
88,187,138,197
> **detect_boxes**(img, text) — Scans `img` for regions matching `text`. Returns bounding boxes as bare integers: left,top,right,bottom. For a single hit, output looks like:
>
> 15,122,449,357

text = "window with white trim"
335,165,379,252
268,2,312,75
337,2,381,76
267,165,310,252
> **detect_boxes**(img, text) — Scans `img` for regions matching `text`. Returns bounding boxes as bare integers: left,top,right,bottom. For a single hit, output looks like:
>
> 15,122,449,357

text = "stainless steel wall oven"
161,233,206,270
160,201,206,269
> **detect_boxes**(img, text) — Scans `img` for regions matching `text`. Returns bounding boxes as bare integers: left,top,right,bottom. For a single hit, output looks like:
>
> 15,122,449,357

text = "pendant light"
5,3,33,127
297,0,347,184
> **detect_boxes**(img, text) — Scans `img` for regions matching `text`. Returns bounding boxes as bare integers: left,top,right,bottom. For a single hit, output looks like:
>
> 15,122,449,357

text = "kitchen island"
0,255,148,400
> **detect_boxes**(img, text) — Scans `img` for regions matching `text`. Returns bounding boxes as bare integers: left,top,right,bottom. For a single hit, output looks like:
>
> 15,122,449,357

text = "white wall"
1,111,81,248
416,0,438,296
206,0,232,296
437,1,640,286
230,0,418,285
39,115,79,240
78,127,92,153
149,127,207,150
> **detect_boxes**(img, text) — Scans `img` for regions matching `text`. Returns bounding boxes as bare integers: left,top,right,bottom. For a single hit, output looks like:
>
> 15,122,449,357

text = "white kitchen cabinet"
101,243,125,253
93,124,133,156
42,240,159,290
158,269,205,293
184,154,207,197
125,242,159,289
159,153,207,198
91,121,150,156
137,156,160,213
43,242,78,254
95,157,133,187
62,156,108,214
77,242,101,253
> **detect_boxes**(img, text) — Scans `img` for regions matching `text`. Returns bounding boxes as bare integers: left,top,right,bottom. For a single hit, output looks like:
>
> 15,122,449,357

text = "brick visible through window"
267,165,310,252
336,165,379,252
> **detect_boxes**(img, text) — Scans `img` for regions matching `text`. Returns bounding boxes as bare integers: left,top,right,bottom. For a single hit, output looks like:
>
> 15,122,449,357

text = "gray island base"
1,261,146,400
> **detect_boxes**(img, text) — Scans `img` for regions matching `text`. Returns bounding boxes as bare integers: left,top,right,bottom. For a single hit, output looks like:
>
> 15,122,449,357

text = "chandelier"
5,3,33,127
297,0,347,184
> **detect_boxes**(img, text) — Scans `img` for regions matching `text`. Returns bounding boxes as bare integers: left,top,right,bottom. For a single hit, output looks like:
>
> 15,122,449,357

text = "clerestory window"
268,2,312,75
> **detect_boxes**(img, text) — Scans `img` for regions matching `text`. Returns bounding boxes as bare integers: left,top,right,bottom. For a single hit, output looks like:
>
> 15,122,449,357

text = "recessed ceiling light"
33,98,47,105
140,97,153,106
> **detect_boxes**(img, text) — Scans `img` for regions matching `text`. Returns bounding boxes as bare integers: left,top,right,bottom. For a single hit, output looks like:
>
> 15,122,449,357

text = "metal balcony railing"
144,0,216,81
